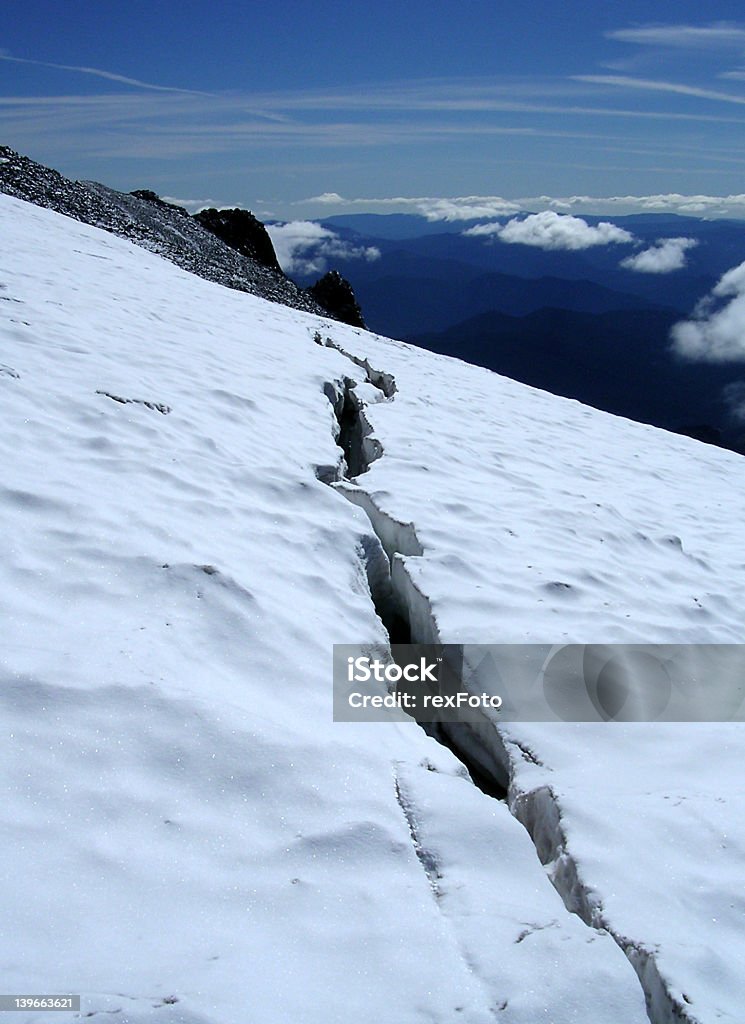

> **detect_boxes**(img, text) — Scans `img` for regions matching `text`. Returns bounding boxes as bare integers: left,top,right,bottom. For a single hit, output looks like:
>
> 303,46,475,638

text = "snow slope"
1,191,742,1024
326,313,745,1021
0,146,324,316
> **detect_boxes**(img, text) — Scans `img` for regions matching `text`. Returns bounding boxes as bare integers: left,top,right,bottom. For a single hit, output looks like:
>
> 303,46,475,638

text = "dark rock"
0,147,325,317
130,189,189,217
194,207,281,272
307,270,366,328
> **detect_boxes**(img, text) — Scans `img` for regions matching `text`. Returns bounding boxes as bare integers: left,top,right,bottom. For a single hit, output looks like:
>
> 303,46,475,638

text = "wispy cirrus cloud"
3,72,743,133
2,60,745,179
574,75,745,106
0,53,211,96
602,24,745,80
4,49,745,203
215,77,745,124
606,24,745,49
0,85,635,163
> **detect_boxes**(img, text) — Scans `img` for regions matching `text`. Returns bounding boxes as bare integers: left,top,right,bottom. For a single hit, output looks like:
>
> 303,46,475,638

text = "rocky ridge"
307,269,367,328
193,206,281,273
0,146,325,316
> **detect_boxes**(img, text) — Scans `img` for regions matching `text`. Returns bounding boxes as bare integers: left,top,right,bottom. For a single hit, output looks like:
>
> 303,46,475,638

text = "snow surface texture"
0,193,742,1023
322,325,745,1021
0,147,324,317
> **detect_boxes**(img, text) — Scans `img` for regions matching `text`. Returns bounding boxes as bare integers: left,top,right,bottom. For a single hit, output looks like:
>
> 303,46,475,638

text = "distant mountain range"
410,306,736,438
295,213,745,451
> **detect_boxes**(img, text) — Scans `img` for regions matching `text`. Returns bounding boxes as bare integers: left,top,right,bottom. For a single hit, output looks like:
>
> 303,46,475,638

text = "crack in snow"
393,768,442,896
509,738,549,769
96,390,172,415
314,332,396,398
393,770,515,1022
319,337,697,1024
514,920,560,944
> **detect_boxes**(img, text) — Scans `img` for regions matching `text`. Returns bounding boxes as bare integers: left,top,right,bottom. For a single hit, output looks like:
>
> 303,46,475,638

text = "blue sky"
4,1,745,219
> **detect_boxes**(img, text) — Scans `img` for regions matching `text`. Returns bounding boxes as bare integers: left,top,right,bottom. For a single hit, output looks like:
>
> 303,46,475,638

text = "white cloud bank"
621,237,698,273
416,196,522,221
265,221,380,275
552,193,745,217
297,192,745,222
671,261,745,361
302,193,520,221
162,196,222,214
463,211,634,251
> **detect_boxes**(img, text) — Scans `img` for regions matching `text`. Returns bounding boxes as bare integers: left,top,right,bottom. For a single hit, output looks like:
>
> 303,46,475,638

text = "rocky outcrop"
0,147,325,316
307,270,366,328
194,207,281,272
130,189,190,218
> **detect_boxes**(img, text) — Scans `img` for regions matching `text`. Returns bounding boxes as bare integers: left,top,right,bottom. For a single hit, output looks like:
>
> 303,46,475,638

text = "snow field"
332,309,745,1021
1,196,648,1023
